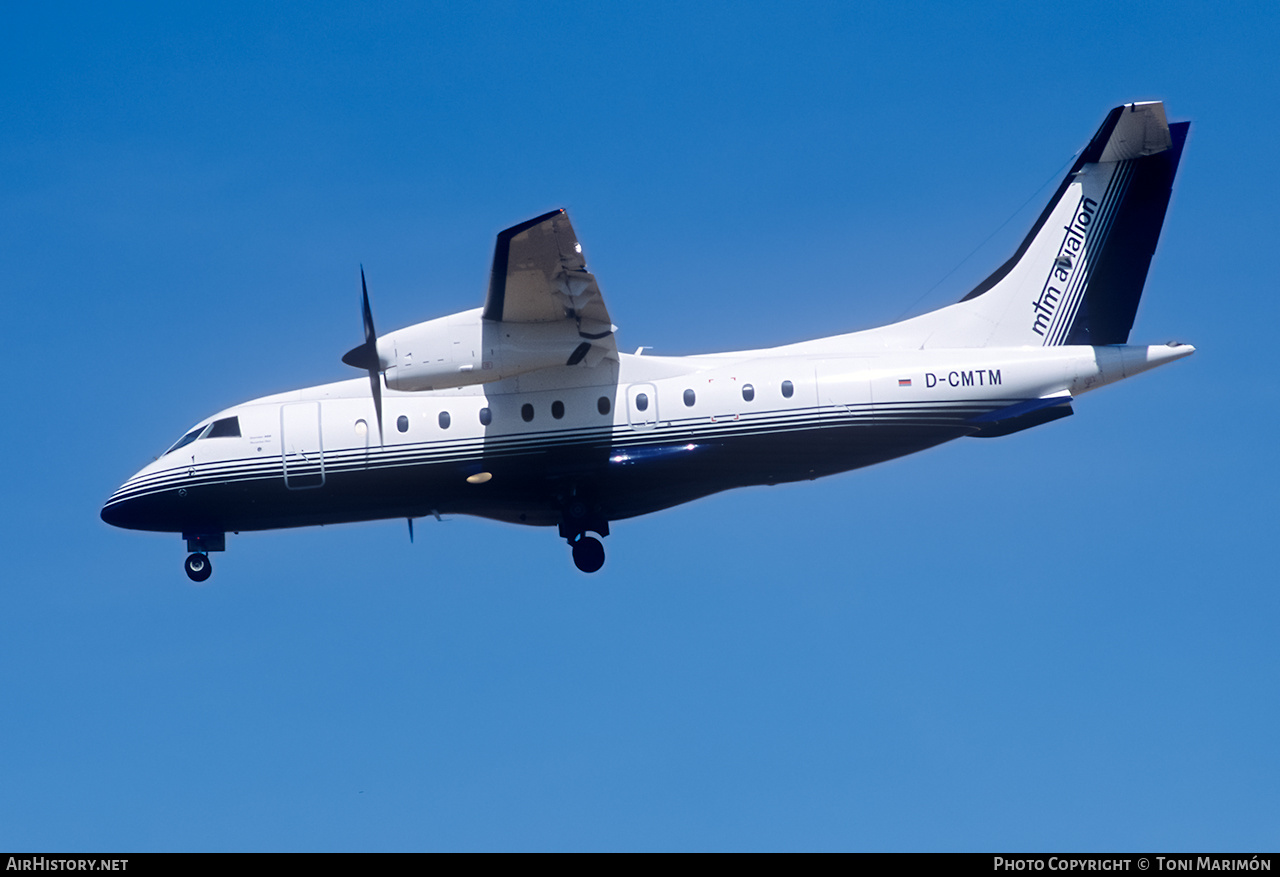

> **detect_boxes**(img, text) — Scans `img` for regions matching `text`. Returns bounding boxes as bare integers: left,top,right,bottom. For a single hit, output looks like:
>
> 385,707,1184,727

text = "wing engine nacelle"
376,307,598,391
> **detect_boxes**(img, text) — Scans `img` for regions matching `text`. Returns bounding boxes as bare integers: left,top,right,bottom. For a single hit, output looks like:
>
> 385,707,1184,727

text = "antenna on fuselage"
340,266,385,444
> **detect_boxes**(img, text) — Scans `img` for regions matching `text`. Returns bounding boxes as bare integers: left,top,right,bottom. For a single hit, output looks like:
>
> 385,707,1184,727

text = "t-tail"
890,101,1189,350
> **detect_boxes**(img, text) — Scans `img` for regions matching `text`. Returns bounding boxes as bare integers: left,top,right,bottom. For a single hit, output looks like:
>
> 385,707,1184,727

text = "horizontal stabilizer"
1089,102,1172,162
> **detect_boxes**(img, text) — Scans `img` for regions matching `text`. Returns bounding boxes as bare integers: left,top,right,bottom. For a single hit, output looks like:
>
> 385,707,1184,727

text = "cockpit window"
206,417,241,438
164,426,206,456
163,416,241,456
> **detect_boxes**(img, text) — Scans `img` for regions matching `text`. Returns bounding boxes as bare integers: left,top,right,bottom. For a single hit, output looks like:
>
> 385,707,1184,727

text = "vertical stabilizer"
916,102,1187,349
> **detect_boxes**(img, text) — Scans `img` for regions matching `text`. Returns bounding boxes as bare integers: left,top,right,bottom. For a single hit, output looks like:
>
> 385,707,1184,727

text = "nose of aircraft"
100,479,142,529
100,470,177,532
100,496,126,528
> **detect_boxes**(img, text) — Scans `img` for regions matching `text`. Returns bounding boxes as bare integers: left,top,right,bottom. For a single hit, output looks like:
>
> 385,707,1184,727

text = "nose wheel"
570,534,605,573
184,552,212,582
182,533,224,582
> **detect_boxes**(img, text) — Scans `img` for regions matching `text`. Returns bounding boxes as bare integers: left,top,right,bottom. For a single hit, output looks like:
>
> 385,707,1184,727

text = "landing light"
466,472,493,484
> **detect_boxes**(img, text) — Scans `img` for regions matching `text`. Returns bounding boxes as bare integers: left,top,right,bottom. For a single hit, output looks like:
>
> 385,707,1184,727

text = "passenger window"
683,389,696,407
598,396,611,415
742,384,755,402
521,403,534,423
438,411,451,429
781,380,794,398
479,407,492,426
397,415,409,433
635,393,649,412
206,417,241,438
552,400,565,419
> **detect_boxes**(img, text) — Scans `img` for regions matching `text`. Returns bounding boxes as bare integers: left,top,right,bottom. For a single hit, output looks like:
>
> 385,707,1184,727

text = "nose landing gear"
184,552,212,582
182,532,224,582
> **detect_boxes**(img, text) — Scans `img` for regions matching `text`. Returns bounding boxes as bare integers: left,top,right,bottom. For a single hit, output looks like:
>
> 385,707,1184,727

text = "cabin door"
626,383,658,430
281,402,325,489
814,359,874,422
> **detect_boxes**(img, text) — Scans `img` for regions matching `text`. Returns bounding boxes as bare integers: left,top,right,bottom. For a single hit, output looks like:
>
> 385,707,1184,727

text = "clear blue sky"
3,1,1277,851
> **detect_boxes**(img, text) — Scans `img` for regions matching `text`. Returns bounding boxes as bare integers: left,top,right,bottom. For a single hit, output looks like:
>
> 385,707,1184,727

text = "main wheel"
571,536,605,573
184,552,212,582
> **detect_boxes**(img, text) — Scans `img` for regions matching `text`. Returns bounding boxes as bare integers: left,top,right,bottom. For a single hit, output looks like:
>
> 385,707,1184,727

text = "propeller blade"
341,266,380,368
340,265,384,444
361,265,376,343
368,363,384,445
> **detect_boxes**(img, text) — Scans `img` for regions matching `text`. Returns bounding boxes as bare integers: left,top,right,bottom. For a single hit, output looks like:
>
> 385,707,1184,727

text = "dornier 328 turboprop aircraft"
103,101,1193,580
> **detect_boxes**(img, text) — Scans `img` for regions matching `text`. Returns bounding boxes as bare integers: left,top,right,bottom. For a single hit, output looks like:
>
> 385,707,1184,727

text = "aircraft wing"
483,209,617,364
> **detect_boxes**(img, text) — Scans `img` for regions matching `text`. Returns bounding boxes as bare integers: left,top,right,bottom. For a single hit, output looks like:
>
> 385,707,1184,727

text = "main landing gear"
569,534,605,573
560,493,609,574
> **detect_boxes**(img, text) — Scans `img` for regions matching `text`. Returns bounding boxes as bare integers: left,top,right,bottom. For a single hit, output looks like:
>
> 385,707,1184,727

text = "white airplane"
102,101,1193,580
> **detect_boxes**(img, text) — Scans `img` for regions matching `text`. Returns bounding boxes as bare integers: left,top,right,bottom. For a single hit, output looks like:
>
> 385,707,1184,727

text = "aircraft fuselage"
101,342,1188,536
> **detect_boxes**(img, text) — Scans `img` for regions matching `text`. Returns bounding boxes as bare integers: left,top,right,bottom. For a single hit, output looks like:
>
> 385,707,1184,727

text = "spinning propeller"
341,266,384,444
